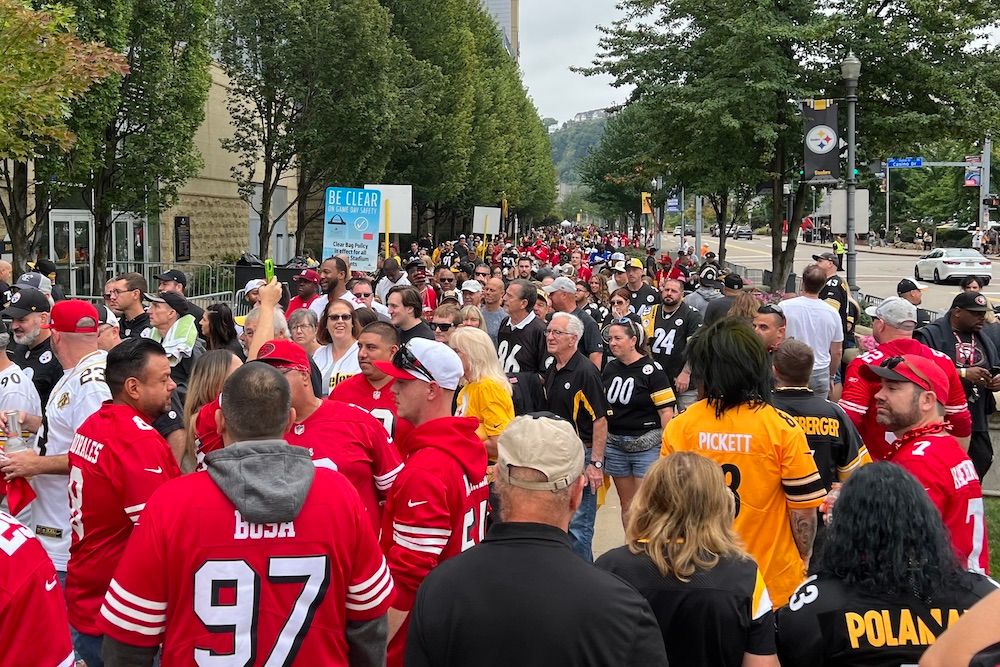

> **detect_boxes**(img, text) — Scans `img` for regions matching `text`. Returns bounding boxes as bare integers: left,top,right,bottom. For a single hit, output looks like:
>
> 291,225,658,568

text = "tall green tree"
0,0,126,276
37,0,212,289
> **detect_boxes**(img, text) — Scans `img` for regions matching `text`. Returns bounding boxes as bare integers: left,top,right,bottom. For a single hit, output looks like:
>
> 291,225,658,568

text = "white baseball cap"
461,280,482,293
244,278,266,294
373,338,464,390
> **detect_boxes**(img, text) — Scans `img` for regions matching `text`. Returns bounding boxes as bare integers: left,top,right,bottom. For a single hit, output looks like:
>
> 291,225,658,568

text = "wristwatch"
590,460,604,470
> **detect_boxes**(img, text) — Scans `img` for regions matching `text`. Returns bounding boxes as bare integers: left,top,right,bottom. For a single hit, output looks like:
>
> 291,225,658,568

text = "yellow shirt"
457,378,515,443
662,400,826,607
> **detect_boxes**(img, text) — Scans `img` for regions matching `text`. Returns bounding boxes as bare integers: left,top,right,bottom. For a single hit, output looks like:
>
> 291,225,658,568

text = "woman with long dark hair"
776,462,997,666
199,303,243,359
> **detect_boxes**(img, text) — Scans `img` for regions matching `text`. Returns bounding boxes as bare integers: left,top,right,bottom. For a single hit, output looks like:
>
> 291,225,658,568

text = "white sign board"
364,184,413,234
473,206,501,236
829,188,870,235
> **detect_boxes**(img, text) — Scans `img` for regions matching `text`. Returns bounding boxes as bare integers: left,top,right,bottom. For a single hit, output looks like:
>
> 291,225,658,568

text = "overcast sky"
519,1,630,125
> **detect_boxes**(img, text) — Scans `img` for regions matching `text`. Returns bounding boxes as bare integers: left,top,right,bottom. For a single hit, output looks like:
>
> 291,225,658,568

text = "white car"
914,248,992,285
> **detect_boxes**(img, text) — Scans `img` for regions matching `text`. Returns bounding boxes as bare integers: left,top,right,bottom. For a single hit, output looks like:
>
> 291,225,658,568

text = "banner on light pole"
803,99,841,184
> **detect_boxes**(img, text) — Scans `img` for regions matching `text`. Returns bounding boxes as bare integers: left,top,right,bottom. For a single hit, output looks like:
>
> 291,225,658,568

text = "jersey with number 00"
888,431,990,574
663,400,826,607
66,402,181,635
329,374,414,445
32,350,110,571
285,400,403,535
776,572,998,667
602,357,675,436
641,302,703,379
0,510,74,667
99,467,393,665
497,313,548,374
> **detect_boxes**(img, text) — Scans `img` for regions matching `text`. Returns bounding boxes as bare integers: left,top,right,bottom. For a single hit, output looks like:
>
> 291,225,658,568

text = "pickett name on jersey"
698,432,752,454
844,607,965,649
233,510,296,540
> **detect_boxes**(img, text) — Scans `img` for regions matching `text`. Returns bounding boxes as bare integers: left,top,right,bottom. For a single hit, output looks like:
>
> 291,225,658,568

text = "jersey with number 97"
99,467,393,665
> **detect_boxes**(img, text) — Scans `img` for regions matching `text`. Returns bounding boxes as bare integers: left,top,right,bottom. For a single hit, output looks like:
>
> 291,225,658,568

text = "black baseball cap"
1,287,51,318
723,274,744,290
951,291,990,313
896,279,924,294
144,291,190,316
812,252,839,263
153,269,187,287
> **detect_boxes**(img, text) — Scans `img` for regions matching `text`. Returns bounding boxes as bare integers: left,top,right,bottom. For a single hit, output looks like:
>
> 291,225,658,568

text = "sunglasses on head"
757,303,784,315
880,355,932,391
393,345,436,383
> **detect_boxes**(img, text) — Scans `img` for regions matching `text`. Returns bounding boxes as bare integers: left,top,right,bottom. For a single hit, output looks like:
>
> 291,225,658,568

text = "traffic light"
985,195,1000,207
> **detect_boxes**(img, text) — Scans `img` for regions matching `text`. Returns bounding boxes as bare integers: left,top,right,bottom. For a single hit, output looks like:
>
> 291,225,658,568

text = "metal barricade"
105,261,237,298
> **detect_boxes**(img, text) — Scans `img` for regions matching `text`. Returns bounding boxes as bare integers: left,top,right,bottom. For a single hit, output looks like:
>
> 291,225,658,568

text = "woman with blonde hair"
182,349,242,472
458,304,487,331
597,453,778,667
448,326,514,460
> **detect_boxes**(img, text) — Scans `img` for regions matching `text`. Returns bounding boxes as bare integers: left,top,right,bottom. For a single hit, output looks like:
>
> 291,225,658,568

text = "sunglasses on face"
393,345,436,383
432,322,454,331
353,292,372,298
611,299,627,306
475,272,489,277
327,313,352,322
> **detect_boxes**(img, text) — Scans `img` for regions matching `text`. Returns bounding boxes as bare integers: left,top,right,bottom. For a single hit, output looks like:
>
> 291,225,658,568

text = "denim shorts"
604,432,661,478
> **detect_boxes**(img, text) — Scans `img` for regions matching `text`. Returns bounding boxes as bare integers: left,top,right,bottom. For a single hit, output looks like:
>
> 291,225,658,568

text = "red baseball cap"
254,339,311,374
43,300,99,333
293,269,321,285
860,354,948,404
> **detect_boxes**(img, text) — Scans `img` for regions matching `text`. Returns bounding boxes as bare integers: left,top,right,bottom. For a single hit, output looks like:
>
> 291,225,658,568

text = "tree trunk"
7,161,31,281
91,164,115,296
715,195,730,264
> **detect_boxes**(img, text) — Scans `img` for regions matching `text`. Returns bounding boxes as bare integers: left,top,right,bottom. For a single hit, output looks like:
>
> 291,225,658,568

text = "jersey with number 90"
99,467,393,665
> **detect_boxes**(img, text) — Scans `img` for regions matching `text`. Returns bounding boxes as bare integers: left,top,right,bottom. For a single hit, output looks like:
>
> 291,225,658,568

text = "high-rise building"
481,0,519,61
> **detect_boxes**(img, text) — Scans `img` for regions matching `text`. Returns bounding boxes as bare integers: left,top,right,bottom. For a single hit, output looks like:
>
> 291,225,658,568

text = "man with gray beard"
2,286,63,406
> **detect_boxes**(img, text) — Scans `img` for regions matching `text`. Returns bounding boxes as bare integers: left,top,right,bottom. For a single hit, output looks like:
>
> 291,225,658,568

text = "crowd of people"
0,226,998,666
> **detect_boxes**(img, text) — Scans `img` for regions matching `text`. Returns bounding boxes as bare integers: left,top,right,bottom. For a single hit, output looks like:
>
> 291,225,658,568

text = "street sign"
323,187,381,272
887,157,923,168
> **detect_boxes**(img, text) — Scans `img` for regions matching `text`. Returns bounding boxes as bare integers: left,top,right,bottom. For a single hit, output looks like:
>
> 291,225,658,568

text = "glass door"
48,210,94,296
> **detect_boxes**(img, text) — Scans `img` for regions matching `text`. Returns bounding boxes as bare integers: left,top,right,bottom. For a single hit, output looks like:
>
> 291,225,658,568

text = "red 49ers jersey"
285,400,403,534
99,468,393,665
66,402,181,635
0,511,74,667
889,431,990,574
330,374,414,445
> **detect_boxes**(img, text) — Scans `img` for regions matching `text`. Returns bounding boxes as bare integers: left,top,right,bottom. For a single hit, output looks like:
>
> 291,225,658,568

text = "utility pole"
981,134,992,230
841,52,861,296
694,195,703,251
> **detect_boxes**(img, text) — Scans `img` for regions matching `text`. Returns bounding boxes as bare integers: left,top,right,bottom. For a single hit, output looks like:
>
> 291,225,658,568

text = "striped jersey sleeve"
779,425,827,508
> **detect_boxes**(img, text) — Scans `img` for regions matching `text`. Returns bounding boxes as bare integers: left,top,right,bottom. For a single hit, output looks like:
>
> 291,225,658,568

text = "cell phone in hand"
264,258,275,282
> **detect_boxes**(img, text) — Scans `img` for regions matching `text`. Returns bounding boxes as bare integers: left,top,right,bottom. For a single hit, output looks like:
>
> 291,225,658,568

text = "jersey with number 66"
888,431,990,574
663,400,826,607
99,466,393,665
380,416,489,667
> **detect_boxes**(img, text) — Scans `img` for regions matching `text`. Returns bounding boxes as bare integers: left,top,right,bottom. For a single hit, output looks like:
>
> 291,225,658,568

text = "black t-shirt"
641,301,703,380
497,313,548,374
0,280,11,309
440,251,458,268
819,275,850,340
703,295,736,326
602,357,674,435
119,311,150,339
597,548,775,667
399,320,435,345
567,308,604,358
7,337,62,407
543,351,609,444
628,284,660,318
776,573,997,667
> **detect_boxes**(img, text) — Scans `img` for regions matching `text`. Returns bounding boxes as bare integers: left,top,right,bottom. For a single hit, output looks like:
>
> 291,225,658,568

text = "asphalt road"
705,236,996,313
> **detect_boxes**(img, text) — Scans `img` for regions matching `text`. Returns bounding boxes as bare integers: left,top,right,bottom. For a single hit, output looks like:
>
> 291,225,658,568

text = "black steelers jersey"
776,573,999,667
628,284,661,318
602,356,675,435
497,313,548,374
771,388,868,491
501,251,518,270
597,550,775,667
819,275,850,339
641,301,703,379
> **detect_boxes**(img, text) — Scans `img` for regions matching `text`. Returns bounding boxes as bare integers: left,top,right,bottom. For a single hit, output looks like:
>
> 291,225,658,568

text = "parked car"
734,226,753,240
914,248,992,285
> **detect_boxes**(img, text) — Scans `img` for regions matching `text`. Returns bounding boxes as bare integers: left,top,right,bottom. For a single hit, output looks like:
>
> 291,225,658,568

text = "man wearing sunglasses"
860,355,989,574
840,297,970,462
374,339,489,667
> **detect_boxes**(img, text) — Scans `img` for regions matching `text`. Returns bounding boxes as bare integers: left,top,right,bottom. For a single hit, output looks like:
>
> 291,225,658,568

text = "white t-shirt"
375,275,411,305
32,350,110,570
312,342,361,397
779,296,844,372
0,362,42,525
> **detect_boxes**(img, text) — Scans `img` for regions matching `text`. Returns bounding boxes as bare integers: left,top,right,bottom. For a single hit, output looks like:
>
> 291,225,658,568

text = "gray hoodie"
685,286,723,314
206,439,315,524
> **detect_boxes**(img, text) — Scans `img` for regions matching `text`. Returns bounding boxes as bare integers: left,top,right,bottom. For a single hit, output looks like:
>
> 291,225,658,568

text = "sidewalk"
798,239,926,258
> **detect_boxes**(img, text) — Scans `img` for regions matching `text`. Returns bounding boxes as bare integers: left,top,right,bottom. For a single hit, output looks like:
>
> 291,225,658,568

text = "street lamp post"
841,51,861,296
